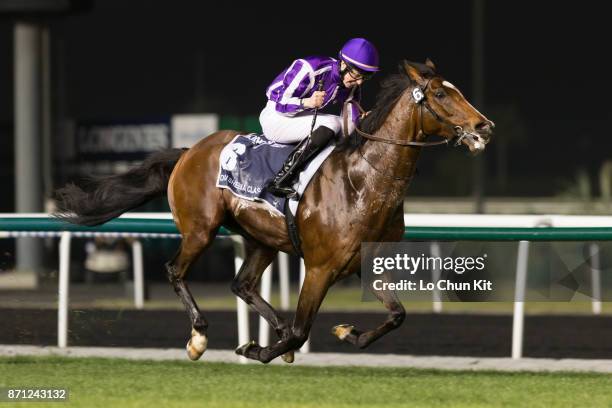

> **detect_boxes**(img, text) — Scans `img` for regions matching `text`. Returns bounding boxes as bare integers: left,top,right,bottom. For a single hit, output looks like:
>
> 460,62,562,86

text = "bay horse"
55,60,493,364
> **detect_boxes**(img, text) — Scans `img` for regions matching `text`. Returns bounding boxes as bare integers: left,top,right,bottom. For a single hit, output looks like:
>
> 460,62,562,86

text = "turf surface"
1,356,611,407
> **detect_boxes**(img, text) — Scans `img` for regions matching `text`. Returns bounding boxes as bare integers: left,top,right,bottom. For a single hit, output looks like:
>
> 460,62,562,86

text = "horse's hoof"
331,324,355,341
186,329,208,361
235,340,257,356
281,351,295,364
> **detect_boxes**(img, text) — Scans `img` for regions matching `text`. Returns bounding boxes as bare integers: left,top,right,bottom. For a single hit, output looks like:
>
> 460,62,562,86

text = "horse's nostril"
475,121,492,134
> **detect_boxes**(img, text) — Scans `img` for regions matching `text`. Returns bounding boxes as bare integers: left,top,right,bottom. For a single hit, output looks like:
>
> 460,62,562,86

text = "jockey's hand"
303,91,326,109
360,110,371,120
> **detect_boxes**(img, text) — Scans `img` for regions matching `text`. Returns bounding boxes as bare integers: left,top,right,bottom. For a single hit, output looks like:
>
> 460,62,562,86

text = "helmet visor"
344,60,375,81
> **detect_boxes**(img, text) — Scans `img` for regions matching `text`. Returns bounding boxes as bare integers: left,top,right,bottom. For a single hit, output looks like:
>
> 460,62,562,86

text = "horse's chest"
360,191,400,216
349,201,399,239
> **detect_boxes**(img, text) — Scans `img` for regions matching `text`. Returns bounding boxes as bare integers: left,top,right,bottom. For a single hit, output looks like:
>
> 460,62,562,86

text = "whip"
309,79,325,137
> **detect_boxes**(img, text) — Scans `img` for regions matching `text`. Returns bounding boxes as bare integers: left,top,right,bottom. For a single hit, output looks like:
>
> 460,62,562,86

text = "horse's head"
403,60,494,153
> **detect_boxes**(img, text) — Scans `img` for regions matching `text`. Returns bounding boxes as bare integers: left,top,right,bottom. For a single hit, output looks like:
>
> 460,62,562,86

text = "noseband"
343,78,478,148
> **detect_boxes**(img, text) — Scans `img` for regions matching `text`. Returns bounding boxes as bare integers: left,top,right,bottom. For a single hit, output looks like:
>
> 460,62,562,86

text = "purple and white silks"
263,56,361,142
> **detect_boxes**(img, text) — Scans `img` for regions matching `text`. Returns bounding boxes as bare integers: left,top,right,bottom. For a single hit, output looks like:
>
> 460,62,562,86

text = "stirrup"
268,165,297,197
268,183,297,198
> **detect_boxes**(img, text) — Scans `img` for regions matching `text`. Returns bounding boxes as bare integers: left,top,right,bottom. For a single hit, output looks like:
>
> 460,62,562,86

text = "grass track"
1,356,611,407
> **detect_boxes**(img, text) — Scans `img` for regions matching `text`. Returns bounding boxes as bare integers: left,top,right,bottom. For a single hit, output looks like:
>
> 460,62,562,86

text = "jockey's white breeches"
259,101,344,144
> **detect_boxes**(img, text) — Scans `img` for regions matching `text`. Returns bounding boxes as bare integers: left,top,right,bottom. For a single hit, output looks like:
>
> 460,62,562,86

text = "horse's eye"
435,90,446,98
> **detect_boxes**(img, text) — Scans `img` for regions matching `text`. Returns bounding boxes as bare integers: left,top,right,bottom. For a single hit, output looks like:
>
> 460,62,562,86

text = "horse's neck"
360,91,421,187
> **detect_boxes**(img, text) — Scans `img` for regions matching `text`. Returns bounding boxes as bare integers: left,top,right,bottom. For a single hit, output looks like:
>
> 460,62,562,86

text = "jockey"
261,38,380,197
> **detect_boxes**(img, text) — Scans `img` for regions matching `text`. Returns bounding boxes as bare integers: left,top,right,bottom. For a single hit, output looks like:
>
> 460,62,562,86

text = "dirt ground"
2,306,612,359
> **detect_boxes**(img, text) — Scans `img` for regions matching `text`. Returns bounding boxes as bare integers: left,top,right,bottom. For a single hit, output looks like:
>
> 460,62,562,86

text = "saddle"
216,133,335,217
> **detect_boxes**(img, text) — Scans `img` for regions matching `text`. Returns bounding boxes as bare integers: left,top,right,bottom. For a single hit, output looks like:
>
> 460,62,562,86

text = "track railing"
1,213,611,360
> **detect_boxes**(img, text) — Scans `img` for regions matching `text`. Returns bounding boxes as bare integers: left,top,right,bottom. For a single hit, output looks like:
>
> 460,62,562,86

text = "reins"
340,78,476,180
342,78,481,148
342,81,449,147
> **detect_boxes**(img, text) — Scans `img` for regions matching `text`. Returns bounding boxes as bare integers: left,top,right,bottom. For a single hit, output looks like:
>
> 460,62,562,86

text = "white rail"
2,212,609,360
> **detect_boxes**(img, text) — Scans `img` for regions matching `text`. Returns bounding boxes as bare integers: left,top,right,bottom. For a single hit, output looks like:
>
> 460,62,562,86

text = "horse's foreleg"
332,272,405,348
166,234,212,361
231,244,295,363
236,267,331,363
332,208,406,349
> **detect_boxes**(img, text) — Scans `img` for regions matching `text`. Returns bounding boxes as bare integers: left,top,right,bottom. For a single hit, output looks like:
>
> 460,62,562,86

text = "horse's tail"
54,148,187,226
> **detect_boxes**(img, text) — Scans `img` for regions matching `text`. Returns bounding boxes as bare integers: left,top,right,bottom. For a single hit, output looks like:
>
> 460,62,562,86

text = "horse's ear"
402,60,424,84
425,58,436,71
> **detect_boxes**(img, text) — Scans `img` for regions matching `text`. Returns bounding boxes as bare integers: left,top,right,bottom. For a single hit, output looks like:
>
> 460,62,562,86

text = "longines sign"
76,121,170,158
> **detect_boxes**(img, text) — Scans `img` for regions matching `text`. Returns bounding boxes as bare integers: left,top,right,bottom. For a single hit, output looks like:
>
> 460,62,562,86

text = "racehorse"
55,60,494,364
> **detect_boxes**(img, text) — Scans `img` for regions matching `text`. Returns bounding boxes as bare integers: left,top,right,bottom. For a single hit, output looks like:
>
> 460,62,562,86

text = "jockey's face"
340,61,366,88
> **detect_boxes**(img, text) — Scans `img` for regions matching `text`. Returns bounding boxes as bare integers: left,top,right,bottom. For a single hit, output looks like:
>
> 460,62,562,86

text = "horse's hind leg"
231,242,294,363
166,232,214,360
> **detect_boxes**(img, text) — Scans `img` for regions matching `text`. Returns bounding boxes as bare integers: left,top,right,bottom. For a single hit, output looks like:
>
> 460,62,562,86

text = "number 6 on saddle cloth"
216,129,336,218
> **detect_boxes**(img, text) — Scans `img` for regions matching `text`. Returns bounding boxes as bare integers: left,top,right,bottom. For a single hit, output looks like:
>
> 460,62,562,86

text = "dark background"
2,1,612,359
1,0,611,205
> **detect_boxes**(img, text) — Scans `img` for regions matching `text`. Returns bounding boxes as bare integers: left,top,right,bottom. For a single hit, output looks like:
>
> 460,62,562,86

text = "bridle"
341,77,484,181
343,78,481,148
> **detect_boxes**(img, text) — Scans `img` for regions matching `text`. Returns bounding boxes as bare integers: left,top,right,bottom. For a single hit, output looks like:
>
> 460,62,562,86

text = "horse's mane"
339,60,436,150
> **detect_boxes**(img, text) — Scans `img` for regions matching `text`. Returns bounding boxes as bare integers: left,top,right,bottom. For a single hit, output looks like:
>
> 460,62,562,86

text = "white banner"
171,114,219,148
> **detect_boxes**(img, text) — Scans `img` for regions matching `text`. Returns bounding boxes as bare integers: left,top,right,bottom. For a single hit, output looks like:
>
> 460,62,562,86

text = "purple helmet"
339,38,380,72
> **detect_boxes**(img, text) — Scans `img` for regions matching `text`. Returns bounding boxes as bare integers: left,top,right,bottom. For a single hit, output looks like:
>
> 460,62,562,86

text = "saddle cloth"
216,133,335,216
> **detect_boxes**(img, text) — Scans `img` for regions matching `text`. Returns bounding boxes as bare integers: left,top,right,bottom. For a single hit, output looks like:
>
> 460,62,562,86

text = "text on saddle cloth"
216,133,335,216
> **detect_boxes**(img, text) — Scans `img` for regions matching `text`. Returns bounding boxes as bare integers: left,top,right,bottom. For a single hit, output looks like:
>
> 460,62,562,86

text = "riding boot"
268,126,335,198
